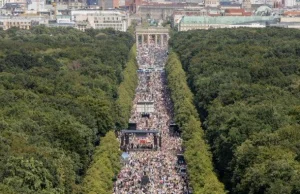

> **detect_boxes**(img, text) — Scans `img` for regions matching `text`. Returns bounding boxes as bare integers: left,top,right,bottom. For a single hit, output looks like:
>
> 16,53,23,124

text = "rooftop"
121,130,159,134
180,16,279,25
71,10,126,16
136,26,169,33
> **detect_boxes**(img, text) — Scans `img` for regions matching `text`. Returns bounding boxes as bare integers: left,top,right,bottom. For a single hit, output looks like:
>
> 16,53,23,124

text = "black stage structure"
128,122,137,130
169,122,180,136
120,129,162,151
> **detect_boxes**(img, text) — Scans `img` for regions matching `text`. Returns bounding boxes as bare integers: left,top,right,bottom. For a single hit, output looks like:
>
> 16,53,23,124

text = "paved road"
114,43,188,194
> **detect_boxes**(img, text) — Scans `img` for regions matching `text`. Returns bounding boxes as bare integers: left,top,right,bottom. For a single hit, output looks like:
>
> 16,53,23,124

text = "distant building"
56,14,72,23
283,10,300,16
125,0,142,13
172,6,253,27
284,0,297,7
6,0,26,4
1,3,26,15
242,0,251,10
205,0,220,7
208,7,222,15
220,1,242,9
271,16,300,28
71,10,129,31
98,0,119,9
250,0,274,6
43,3,68,17
172,8,207,27
168,0,204,3
224,8,252,15
0,15,48,29
75,21,90,31
178,15,280,30
281,16,300,22
254,5,272,15
48,20,75,28
26,0,46,13
137,3,185,20
86,13,127,31
0,0,7,8
87,0,98,6
68,2,86,9
119,0,125,6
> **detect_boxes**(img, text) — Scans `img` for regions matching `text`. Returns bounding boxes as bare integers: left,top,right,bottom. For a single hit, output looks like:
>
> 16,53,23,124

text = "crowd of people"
114,41,189,194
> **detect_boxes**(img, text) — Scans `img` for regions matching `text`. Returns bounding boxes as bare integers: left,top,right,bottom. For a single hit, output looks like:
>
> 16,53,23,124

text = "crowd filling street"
114,40,189,194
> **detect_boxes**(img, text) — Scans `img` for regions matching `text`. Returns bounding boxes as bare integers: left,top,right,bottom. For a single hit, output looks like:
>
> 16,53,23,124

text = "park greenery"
0,26,134,193
115,45,138,129
81,131,121,194
81,44,137,194
170,28,300,193
166,52,225,194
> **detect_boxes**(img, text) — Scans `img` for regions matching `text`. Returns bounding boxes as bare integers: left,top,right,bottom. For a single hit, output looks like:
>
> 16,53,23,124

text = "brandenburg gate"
136,27,169,47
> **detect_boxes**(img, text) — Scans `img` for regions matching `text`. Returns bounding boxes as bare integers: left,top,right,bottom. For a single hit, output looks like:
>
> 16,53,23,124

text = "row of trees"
170,28,300,193
0,26,134,193
165,52,225,194
115,44,138,129
81,131,121,194
79,44,138,193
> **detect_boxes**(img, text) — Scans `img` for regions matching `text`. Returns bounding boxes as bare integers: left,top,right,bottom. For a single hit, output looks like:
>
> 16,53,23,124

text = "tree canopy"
0,26,134,193
115,45,138,129
170,28,300,193
81,131,121,194
166,52,226,194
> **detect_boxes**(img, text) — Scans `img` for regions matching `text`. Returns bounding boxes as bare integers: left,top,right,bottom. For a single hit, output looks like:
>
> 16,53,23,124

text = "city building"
6,0,27,4
75,21,90,31
283,10,300,16
26,0,47,14
86,13,127,31
48,19,75,27
172,6,252,27
119,0,125,6
137,3,186,20
56,14,72,23
205,0,220,7
0,0,7,7
284,0,299,7
272,16,300,28
172,8,207,27
98,0,119,9
125,0,142,13
3,0,300,32
224,8,252,15
0,15,48,29
178,15,280,30
71,10,129,31
242,0,251,10
1,2,26,15
168,0,204,3
220,1,242,9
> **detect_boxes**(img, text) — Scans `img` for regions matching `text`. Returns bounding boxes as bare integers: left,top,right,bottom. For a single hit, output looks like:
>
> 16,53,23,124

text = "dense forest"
0,26,134,193
166,52,225,194
81,131,121,194
170,28,300,194
115,45,139,129
82,45,138,194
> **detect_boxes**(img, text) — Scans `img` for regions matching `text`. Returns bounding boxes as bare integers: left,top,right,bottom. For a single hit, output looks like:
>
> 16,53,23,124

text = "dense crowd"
114,41,188,194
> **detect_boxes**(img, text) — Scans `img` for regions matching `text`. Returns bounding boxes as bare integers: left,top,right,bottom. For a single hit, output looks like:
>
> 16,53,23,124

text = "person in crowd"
115,41,188,194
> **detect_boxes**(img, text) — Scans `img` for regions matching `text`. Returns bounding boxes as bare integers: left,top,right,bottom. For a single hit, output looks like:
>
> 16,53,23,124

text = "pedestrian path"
114,42,188,194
